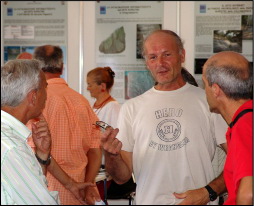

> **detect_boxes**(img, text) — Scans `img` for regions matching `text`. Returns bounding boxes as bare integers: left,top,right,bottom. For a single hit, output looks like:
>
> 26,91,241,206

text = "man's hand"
100,127,121,155
84,185,102,205
174,187,210,205
65,181,96,205
32,114,51,158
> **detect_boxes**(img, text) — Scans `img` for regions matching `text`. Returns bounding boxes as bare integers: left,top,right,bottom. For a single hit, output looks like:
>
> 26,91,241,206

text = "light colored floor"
107,199,130,205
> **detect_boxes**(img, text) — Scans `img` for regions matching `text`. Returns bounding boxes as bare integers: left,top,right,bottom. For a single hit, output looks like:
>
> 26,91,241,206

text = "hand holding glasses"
94,121,121,155
95,121,112,131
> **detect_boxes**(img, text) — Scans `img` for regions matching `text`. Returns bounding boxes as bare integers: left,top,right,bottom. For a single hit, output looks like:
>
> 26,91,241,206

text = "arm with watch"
174,172,227,205
31,117,52,175
173,143,228,205
31,117,95,204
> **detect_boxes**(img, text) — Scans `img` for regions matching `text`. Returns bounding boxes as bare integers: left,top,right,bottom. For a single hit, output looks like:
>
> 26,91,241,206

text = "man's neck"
44,72,61,80
220,99,250,125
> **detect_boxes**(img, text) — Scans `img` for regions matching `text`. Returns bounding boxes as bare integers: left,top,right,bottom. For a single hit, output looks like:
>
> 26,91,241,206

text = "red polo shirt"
224,100,253,205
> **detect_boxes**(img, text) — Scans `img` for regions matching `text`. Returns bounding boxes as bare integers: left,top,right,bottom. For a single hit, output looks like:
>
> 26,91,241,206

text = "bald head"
33,45,63,74
203,51,252,100
16,52,33,60
142,30,184,58
205,51,249,76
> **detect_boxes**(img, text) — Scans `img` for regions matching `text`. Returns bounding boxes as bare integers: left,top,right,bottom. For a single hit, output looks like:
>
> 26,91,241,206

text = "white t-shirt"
117,83,227,205
93,100,121,129
94,100,121,165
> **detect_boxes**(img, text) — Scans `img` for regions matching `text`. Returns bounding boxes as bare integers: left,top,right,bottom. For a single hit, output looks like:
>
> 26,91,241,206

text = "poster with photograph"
2,1,68,80
194,1,252,87
125,70,155,99
95,1,163,104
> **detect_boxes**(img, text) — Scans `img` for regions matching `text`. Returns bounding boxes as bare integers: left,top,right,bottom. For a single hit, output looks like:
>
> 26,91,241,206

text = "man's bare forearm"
105,152,132,184
85,148,102,183
208,172,227,196
47,157,74,187
236,176,253,205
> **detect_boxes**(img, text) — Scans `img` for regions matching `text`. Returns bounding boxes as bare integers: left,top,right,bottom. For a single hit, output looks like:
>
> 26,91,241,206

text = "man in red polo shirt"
202,51,253,205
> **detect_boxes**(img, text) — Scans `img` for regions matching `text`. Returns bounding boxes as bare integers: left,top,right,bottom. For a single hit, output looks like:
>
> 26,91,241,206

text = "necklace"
93,95,112,115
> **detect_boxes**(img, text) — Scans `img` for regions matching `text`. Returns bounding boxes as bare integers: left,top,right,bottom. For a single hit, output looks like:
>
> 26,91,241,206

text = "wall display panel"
194,1,253,87
95,1,163,104
1,1,68,80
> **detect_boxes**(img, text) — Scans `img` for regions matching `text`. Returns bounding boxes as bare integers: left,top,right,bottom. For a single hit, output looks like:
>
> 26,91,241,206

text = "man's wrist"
105,151,120,158
205,185,218,201
35,153,51,165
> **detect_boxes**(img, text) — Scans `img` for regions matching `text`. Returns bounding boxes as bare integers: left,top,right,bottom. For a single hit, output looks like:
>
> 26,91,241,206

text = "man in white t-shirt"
101,30,228,205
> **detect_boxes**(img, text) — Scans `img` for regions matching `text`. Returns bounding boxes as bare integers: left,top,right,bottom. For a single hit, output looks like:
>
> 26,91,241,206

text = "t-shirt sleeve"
102,102,121,129
116,102,134,152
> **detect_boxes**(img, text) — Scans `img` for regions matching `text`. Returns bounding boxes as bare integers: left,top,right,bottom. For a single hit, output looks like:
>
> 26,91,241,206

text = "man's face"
202,64,218,113
33,71,47,117
144,33,185,90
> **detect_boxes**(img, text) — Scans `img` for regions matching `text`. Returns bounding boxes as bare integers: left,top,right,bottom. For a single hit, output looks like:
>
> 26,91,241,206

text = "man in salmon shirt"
202,51,253,205
31,45,102,205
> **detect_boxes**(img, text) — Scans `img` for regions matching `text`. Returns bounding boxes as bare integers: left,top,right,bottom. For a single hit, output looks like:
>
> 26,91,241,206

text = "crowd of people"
1,29,252,205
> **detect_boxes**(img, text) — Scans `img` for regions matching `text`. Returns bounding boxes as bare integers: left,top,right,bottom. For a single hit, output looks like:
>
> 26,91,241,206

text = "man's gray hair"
1,59,42,107
142,29,184,58
205,62,253,100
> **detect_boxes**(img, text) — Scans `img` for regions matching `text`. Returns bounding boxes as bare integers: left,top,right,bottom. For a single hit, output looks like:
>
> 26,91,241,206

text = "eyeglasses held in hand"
95,121,112,131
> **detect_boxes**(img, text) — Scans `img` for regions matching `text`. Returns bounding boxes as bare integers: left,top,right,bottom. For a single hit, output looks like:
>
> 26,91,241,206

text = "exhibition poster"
2,1,68,80
194,1,252,75
95,1,163,103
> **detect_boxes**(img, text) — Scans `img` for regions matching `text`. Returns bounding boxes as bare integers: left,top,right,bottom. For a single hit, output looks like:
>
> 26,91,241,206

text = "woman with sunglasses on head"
87,67,121,129
87,67,121,202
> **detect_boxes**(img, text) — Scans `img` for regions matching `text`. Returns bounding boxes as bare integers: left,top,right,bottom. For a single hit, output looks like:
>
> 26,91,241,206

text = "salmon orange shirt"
37,78,100,205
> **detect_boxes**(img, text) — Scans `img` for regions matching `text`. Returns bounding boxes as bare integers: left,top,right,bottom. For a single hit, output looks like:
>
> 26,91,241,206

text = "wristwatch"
35,153,51,166
205,185,218,201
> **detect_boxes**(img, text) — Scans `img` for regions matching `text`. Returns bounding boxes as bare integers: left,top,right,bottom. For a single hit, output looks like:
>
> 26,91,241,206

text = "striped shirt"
1,110,60,205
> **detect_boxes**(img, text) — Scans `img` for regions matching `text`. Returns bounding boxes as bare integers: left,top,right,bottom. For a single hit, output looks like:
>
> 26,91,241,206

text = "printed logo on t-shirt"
156,119,181,142
149,107,190,151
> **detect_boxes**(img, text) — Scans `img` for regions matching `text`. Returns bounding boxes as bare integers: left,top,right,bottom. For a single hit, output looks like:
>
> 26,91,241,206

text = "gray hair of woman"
205,62,253,100
1,59,42,107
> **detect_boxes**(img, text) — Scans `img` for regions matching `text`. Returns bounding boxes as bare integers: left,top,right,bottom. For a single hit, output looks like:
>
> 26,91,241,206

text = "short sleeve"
116,102,134,152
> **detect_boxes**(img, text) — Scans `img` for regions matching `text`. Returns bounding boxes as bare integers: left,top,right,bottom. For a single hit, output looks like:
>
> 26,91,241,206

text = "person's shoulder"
126,89,151,102
186,84,206,98
235,108,253,127
59,86,89,101
106,100,121,108
121,88,153,110
1,128,22,152
46,87,90,108
188,84,205,93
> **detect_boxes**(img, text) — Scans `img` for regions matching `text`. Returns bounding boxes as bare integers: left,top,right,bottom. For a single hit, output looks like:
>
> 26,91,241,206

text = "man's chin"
209,107,219,114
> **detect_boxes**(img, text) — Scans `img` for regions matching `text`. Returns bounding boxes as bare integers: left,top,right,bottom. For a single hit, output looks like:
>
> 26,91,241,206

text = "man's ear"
180,49,186,63
211,83,222,98
27,90,37,106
